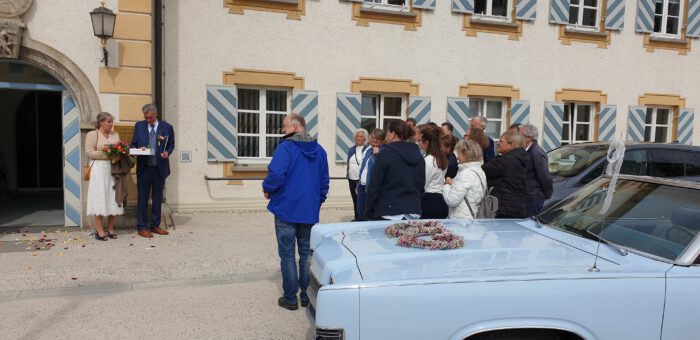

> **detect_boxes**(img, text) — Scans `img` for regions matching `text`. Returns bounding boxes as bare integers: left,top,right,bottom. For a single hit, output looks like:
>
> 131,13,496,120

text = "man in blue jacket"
263,113,329,311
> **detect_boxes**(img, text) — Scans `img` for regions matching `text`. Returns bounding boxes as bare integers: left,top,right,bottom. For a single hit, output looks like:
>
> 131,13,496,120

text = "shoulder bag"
83,131,98,181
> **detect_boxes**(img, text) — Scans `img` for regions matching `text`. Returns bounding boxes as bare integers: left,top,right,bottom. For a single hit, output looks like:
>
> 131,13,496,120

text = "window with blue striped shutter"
604,0,625,30
336,93,362,163
687,0,700,37
293,90,319,139
516,0,538,21
678,108,695,145
626,106,647,141
452,0,475,13
409,96,431,125
447,97,472,139
549,0,569,24
206,85,238,162
598,105,617,141
635,0,655,32
510,100,531,125
542,101,564,151
413,0,437,10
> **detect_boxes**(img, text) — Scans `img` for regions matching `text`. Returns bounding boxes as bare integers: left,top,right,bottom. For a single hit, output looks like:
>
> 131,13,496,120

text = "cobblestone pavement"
0,209,354,340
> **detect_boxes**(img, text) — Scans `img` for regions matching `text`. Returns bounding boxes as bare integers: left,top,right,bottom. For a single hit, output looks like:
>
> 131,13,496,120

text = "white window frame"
473,0,513,20
561,102,594,145
362,0,410,12
236,86,290,164
567,0,601,30
652,0,684,37
360,93,407,131
644,106,674,143
468,97,506,140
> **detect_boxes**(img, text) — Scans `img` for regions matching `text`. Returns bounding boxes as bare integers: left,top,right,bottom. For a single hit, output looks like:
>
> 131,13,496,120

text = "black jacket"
445,152,458,179
482,148,533,218
364,141,425,219
526,142,553,199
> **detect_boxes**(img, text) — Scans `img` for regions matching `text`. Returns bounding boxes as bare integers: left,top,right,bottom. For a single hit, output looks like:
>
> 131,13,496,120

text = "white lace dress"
85,130,124,217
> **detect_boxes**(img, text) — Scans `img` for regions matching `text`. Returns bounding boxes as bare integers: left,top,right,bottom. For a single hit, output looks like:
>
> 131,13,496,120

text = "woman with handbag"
443,140,486,219
85,112,123,241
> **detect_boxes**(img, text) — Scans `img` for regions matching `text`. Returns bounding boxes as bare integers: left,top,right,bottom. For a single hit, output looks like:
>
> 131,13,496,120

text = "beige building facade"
0,0,698,227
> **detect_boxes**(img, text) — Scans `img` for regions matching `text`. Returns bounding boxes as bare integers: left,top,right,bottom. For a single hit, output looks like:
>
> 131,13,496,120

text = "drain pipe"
154,0,164,120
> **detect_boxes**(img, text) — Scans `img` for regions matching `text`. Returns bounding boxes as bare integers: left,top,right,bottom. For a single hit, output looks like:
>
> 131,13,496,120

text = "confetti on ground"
71,277,77,280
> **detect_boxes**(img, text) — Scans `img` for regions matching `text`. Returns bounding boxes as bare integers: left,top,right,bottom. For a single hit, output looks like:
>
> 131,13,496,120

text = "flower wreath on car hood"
385,220,464,250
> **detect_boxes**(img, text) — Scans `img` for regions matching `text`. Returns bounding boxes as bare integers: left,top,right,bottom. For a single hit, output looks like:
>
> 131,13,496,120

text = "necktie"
149,124,157,166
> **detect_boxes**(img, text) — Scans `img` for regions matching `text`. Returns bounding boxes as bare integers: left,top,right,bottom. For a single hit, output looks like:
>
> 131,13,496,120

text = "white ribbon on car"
599,139,626,215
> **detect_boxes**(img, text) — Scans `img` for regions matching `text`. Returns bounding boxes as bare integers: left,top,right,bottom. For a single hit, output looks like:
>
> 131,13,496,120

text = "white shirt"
148,120,159,134
347,147,364,180
424,155,446,194
359,147,373,186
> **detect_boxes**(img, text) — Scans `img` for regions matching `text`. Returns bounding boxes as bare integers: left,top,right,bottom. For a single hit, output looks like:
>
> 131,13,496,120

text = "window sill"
360,5,417,17
470,15,519,27
649,34,688,44
265,0,298,3
565,26,607,36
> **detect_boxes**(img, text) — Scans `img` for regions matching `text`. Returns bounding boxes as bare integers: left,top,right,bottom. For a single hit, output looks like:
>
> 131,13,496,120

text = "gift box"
129,147,155,156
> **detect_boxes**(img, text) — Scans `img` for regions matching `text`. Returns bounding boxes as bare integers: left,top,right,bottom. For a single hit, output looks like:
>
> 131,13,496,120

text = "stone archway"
18,37,101,124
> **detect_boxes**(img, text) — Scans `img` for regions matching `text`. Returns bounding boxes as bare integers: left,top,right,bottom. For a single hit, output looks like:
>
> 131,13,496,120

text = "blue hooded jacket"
263,133,330,224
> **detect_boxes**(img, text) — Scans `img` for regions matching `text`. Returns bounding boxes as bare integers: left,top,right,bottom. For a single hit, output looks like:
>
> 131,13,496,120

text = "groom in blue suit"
131,103,175,238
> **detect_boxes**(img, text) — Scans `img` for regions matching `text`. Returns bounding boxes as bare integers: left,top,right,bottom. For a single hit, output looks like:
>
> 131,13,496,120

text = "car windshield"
547,144,608,177
539,177,700,261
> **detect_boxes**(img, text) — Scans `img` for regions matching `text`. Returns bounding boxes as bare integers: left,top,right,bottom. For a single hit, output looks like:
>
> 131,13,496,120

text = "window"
562,103,593,145
237,87,289,159
469,98,505,140
653,0,683,36
620,149,649,176
474,0,510,18
651,150,685,177
684,152,700,176
360,93,406,132
363,0,408,10
568,0,599,28
644,107,673,143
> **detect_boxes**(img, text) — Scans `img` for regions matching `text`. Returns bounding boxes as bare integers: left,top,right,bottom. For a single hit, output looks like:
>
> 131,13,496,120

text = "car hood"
341,219,642,283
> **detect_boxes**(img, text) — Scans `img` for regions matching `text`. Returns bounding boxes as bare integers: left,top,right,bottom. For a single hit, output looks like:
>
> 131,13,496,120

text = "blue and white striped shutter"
678,108,695,145
635,0,655,32
413,0,437,10
604,0,625,30
447,97,472,139
293,90,319,139
598,105,617,141
549,0,569,24
206,85,238,162
336,93,362,163
542,102,565,152
409,96,431,125
62,92,81,227
626,106,647,141
510,100,530,125
516,0,538,21
452,0,475,13
687,0,700,37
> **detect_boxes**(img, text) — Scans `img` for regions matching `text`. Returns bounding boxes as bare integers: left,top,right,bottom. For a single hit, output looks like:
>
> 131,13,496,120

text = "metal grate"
309,273,322,297
315,328,344,340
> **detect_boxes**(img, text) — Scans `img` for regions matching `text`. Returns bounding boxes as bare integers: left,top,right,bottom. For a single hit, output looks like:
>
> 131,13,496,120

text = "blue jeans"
275,217,312,304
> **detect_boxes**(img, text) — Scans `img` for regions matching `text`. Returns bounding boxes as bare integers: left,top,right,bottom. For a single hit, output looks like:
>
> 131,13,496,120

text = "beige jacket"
85,130,120,160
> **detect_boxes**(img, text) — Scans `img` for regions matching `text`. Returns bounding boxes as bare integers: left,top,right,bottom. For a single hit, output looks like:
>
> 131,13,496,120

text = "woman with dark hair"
468,127,491,163
418,125,449,219
364,120,425,221
481,131,533,218
441,134,458,179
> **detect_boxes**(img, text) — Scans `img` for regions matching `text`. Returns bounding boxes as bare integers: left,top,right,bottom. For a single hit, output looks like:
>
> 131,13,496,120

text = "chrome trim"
314,327,344,340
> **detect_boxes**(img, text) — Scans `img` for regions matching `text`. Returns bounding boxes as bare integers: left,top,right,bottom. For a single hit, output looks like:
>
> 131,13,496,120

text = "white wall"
163,0,700,211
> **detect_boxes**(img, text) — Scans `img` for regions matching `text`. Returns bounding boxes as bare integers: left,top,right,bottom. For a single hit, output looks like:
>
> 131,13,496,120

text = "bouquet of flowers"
103,141,134,164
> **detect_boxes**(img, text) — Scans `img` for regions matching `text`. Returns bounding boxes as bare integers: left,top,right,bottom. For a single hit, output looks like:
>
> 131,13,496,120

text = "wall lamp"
90,1,116,67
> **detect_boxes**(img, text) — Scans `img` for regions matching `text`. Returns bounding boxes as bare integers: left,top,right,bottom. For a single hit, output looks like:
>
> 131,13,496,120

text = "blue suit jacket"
131,120,175,178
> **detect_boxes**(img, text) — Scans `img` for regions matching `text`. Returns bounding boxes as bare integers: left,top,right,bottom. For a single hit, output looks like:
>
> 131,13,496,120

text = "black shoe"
300,300,309,308
278,297,298,310
107,232,118,239
94,231,108,241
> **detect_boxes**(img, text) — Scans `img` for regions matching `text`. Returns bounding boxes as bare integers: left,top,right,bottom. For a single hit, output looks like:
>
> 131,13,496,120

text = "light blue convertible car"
307,175,700,340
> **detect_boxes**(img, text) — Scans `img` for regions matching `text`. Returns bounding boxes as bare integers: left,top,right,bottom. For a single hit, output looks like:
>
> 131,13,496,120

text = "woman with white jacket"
443,140,487,219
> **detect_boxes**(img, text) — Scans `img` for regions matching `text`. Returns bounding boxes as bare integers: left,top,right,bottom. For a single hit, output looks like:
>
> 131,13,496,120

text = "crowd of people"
347,117,553,221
